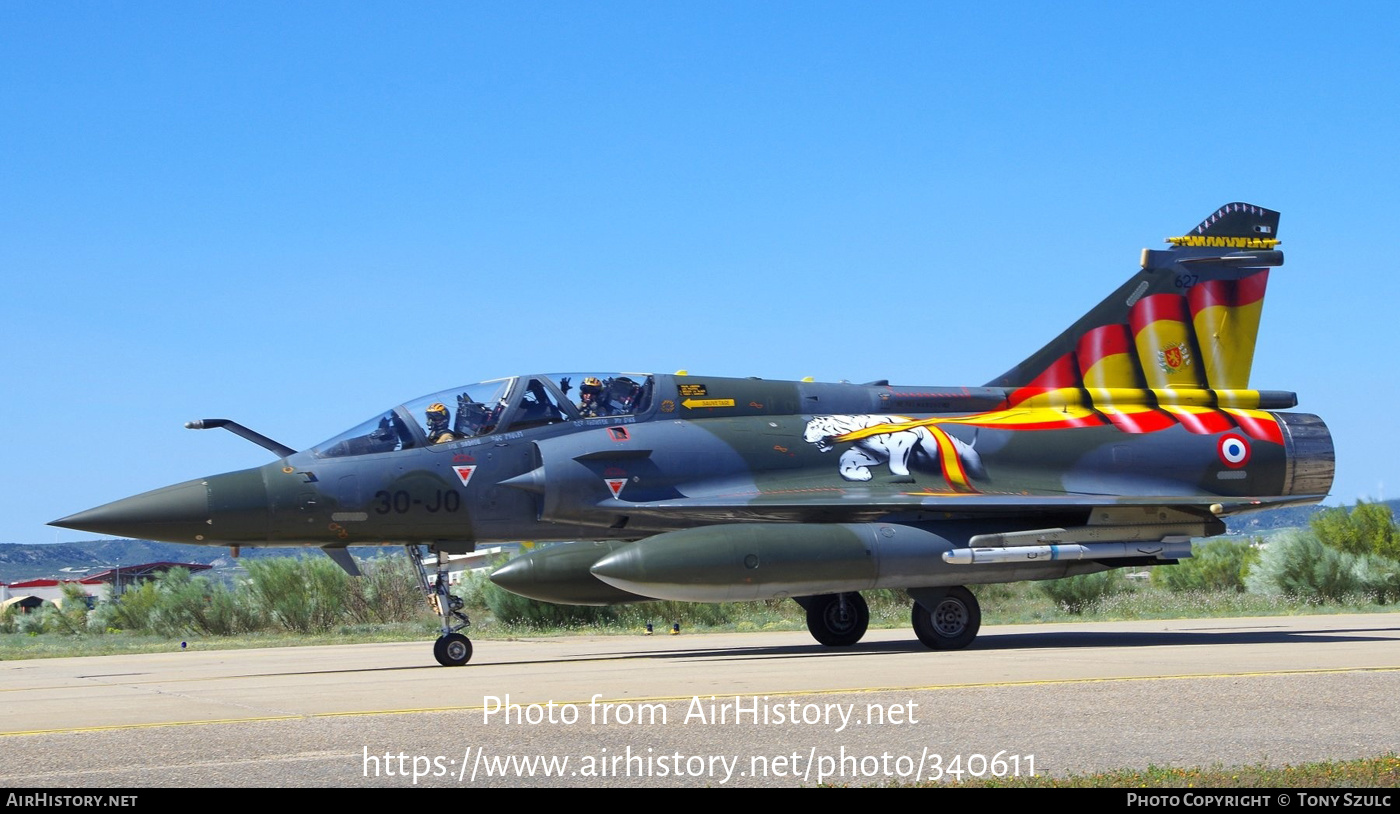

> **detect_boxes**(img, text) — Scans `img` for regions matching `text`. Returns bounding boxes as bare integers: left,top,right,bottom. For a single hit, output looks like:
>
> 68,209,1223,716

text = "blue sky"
3,2,1398,544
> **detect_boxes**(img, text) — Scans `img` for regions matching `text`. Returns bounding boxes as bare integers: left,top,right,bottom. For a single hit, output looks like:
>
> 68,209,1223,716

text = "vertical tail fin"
986,203,1282,398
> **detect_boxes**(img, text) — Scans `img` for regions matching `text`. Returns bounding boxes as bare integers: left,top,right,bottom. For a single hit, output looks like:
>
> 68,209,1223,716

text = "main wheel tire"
911,586,980,650
805,592,869,647
433,633,473,666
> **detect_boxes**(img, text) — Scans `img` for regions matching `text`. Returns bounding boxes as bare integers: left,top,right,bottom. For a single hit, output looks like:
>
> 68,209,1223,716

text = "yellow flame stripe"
1221,407,1273,421
1009,387,1086,409
833,406,1102,443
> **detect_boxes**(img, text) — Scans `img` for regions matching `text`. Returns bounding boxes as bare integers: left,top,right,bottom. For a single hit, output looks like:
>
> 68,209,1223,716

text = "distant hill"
5,499,1397,583
1224,498,1400,535
0,540,400,583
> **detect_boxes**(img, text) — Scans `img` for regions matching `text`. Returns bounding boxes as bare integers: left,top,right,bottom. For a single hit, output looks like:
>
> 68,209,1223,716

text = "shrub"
1151,537,1260,593
1350,553,1400,604
0,603,17,634
107,579,162,632
149,568,261,635
46,583,95,635
1246,530,1367,601
100,568,262,636
1310,501,1400,560
1038,570,1133,614
344,556,425,625
244,556,349,633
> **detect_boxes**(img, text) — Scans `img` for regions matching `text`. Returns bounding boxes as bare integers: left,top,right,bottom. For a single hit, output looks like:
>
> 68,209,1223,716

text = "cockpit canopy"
311,373,653,458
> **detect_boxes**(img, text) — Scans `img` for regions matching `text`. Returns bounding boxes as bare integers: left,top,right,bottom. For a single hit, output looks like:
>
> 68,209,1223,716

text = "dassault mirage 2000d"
54,203,1334,666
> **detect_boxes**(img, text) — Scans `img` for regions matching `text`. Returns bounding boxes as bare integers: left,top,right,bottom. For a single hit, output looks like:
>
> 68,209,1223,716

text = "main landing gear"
798,592,870,646
798,587,982,650
909,586,981,650
408,544,473,666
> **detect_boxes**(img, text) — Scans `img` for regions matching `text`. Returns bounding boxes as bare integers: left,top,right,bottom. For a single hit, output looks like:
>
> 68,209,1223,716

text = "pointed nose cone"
51,468,270,544
52,479,211,541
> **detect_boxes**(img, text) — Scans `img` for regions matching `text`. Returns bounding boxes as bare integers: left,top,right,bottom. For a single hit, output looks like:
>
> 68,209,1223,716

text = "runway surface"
2,613,1398,787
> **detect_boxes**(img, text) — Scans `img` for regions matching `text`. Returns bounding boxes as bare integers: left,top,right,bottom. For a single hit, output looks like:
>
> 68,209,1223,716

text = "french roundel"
1218,434,1251,469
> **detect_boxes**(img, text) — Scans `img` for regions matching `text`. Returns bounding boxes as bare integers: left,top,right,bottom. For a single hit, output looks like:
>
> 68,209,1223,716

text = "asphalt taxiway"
2,614,1397,787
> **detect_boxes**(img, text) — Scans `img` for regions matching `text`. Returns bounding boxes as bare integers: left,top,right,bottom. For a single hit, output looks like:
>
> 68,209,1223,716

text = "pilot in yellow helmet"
425,402,458,444
577,377,606,418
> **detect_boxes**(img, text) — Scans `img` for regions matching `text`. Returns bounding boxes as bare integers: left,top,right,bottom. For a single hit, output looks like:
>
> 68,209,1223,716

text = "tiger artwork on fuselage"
802,414,986,487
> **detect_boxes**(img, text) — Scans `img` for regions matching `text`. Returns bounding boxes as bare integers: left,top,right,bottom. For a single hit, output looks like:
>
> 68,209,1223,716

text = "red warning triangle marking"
454,466,477,487
604,478,627,499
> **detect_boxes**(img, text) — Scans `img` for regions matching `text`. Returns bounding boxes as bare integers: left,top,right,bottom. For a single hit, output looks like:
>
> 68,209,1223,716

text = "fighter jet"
53,203,1334,666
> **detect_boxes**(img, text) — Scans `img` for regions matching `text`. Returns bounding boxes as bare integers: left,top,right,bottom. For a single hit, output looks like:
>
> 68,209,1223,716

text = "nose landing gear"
407,544,474,666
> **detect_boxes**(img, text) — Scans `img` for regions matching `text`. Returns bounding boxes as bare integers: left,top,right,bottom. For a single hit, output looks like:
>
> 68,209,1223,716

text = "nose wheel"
433,632,473,667
408,544,474,666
